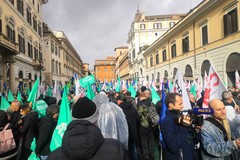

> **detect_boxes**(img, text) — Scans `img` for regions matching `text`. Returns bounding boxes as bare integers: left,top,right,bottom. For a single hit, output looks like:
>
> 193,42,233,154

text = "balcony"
0,33,19,56
33,59,45,71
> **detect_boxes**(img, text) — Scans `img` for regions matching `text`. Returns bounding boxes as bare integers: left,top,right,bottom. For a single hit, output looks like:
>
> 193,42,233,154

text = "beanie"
72,97,99,123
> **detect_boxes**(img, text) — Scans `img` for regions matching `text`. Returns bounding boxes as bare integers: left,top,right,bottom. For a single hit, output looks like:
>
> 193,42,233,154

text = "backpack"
147,103,160,127
0,123,16,154
138,103,160,128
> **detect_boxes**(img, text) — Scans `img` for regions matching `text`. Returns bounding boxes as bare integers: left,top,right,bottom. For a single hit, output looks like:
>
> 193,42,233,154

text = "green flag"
50,86,72,151
17,91,23,104
46,86,52,97
151,87,161,105
0,96,11,111
35,100,48,118
28,138,40,160
7,89,15,102
190,84,197,98
128,85,136,98
116,77,121,92
86,83,95,100
27,77,40,110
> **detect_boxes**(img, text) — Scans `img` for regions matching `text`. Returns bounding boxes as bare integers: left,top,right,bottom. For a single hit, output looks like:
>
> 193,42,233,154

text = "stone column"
9,60,16,94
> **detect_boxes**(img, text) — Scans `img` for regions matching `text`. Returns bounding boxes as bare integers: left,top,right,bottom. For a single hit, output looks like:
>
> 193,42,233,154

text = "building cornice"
143,0,223,57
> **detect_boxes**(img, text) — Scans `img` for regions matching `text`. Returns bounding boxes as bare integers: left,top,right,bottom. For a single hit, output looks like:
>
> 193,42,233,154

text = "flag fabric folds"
116,77,121,92
7,89,15,102
151,87,161,105
235,70,240,88
202,63,227,108
50,86,72,151
27,77,40,110
172,69,192,110
0,96,11,111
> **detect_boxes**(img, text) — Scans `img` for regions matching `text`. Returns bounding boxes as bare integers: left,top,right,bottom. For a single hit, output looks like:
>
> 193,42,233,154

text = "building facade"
0,0,48,93
114,46,129,80
127,10,185,83
94,56,116,82
42,25,84,86
143,0,240,87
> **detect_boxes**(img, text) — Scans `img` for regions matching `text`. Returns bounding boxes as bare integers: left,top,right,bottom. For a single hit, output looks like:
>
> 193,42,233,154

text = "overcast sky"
42,0,202,69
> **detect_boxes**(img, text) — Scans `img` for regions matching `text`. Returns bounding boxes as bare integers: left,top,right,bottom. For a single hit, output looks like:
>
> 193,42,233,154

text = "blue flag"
3,82,7,90
159,83,167,147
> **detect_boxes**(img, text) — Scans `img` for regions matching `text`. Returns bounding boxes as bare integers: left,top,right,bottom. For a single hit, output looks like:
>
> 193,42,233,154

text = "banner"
79,75,95,88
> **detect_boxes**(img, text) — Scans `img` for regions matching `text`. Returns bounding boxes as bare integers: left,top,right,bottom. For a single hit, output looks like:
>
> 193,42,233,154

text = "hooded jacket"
119,101,138,142
19,111,39,148
47,120,128,160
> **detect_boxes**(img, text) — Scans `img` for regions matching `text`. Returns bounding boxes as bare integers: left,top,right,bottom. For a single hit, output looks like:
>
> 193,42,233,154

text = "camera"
173,109,204,127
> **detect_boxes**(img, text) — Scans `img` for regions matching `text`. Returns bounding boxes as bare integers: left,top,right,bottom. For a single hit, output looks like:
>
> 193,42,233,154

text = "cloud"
42,0,202,69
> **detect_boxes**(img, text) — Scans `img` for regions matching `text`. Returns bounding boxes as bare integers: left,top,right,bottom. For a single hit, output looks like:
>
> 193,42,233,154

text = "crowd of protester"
1,85,240,160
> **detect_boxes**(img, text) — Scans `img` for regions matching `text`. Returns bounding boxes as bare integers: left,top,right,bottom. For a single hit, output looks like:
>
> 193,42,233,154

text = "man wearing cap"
47,97,128,160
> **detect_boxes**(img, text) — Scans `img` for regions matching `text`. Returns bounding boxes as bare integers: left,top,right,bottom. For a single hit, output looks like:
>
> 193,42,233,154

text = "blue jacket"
201,119,239,160
161,110,199,160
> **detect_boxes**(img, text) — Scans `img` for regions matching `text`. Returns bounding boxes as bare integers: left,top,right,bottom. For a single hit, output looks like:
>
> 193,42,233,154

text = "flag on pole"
159,83,167,149
116,77,121,92
28,138,40,160
7,89,15,102
27,77,40,110
151,87,161,105
0,96,11,111
46,86,52,97
190,81,197,98
172,69,192,110
204,70,208,90
17,91,23,104
50,86,72,151
128,84,137,98
202,63,227,108
86,83,95,100
235,70,240,88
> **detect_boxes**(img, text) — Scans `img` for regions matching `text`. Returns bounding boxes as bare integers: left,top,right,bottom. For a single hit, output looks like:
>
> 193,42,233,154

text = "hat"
72,97,99,123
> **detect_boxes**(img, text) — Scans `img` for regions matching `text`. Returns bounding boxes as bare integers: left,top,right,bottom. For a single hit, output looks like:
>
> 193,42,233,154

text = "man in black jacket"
36,104,59,160
117,94,138,160
47,97,129,160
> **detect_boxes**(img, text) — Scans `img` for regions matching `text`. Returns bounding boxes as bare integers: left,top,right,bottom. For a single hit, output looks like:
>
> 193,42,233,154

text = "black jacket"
19,111,39,148
47,120,128,160
119,101,138,142
36,116,57,156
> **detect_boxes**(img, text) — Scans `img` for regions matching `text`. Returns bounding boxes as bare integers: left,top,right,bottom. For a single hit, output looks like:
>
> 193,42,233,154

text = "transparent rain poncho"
93,92,129,149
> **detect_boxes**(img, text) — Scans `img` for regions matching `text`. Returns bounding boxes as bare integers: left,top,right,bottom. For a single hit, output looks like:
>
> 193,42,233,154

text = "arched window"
19,70,23,79
28,73,32,80
173,68,177,79
164,70,168,81
152,73,154,81
184,65,193,77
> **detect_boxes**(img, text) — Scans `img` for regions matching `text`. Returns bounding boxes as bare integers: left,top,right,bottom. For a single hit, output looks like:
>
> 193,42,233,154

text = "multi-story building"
94,56,116,82
0,0,48,93
127,10,185,83
143,0,240,87
114,46,129,80
42,24,83,86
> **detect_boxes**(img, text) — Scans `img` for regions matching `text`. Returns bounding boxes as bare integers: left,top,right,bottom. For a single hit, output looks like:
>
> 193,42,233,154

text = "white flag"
235,70,240,89
172,69,192,110
202,63,227,108
204,70,208,90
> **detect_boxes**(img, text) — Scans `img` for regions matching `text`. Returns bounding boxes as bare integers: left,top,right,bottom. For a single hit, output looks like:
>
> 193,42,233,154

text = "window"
150,57,153,67
104,68,107,72
27,8,32,25
18,35,25,53
37,4,40,13
17,0,24,16
9,0,14,5
171,43,176,58
153,23,162,29
34,47,38,59
38,23,42,36
170,22,175,27
0,19,2,33
140,24,145,30
39,51,42,61
162,49,167,62
32,0,35,5
182,35,189,53
51,43,54,53
51,60,54,73
59,64,61,74
28,42,33,58
33,16,37,32
55,46,58,55
223,8,238,36
156,53,159,64
7,26,15,42
200,24,208,45
132,49,135,59
56,62,58,74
